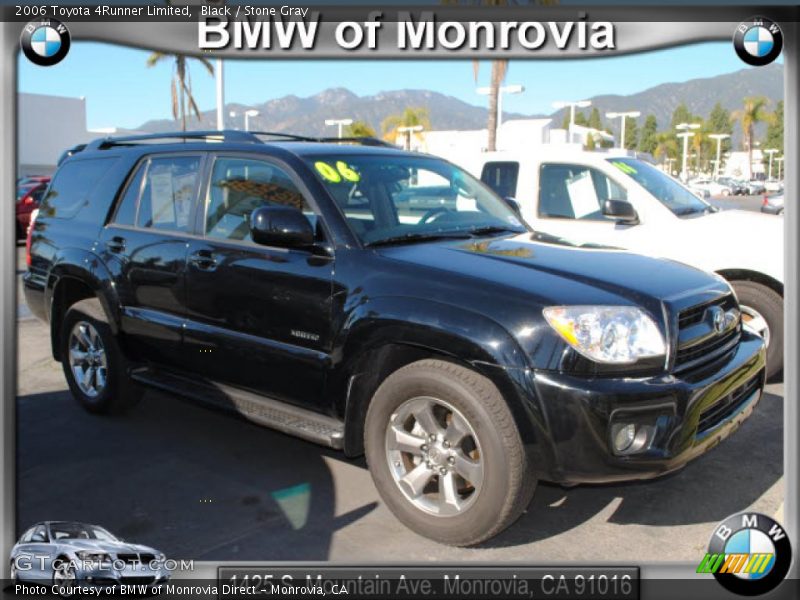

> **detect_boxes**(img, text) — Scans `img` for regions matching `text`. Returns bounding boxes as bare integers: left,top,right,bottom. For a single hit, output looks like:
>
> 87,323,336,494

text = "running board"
130,367,344,450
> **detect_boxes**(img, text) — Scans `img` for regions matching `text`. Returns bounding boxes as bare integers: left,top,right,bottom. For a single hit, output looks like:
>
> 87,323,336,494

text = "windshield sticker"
315,161,342,183
336,161,361,182
611,161,637,175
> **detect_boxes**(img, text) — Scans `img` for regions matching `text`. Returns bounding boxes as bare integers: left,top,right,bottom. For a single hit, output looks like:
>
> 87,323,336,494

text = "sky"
18,41,775,131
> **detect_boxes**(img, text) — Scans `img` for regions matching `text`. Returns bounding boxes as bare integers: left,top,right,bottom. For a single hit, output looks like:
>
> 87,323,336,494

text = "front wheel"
731,280,783,380
52,559,77,597
364,359,536,546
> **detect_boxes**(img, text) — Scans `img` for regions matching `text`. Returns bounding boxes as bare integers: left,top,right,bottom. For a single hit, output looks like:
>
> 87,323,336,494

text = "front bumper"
531,330,766,485
75,565,170,589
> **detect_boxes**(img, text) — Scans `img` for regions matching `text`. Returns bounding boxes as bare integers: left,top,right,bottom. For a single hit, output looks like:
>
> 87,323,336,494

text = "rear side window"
39,158,117,220
481,162,519,199
114,155,201,233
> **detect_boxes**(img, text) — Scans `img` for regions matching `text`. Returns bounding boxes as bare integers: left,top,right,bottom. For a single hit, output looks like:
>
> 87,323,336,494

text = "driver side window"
539,163,626,221
30,525,47,543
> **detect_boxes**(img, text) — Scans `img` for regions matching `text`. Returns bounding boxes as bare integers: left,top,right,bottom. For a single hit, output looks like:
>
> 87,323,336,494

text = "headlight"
76,551,111,564
543,306,666,364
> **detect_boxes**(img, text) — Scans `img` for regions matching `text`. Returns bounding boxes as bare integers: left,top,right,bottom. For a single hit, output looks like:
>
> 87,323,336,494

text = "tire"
52,557,77,597
364,359,536,546
731,280,783,380
60,298,143,414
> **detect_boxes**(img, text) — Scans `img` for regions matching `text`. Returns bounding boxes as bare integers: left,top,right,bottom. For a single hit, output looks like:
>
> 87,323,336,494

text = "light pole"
215,59,225,131
708,133,730,180
776,156,784,181
764,148,779,180
397,125,424,151
553,99,591,144
477,84,524,135
605,111,640,150
676,122,701,181
324,118,354,139
244,109,259,132
229,110,238,130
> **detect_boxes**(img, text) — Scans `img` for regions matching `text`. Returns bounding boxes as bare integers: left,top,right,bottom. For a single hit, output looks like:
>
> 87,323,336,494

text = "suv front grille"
674,294,741,374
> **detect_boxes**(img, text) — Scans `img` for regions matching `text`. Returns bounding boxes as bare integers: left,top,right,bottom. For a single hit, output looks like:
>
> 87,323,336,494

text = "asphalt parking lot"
14,238,784,563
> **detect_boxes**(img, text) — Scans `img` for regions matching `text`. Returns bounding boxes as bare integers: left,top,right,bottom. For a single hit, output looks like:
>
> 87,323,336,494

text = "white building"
18,92,145,176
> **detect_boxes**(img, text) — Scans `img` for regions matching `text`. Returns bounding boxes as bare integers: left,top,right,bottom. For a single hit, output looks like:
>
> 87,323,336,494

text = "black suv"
24,131,766,546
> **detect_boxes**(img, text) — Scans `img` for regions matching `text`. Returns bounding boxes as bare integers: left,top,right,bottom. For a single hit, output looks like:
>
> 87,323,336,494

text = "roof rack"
80,129,399,153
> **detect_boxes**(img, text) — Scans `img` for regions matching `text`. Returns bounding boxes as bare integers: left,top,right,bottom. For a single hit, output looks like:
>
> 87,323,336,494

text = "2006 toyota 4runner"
24,131,766,546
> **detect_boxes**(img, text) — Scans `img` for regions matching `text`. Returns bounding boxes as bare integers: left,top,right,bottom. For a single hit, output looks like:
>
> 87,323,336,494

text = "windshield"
49,522,118,542
607,158,711,216
306,154,527,245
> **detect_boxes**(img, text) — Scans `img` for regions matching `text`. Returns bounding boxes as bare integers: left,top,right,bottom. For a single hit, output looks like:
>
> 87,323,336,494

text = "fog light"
614,423,637,453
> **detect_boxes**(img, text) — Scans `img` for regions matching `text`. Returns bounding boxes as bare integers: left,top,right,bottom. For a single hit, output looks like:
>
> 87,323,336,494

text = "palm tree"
381,107,431,149
146,52,214,131
733,96,771,179
473,60,508,152
344,121,377,138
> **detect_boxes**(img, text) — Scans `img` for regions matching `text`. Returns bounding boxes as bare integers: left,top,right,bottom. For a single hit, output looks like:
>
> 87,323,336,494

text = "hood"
376,232,723,309
61,539,159,556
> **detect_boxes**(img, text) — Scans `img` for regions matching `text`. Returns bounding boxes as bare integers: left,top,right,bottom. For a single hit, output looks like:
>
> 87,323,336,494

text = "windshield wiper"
365,231,473,247
466,225,525,237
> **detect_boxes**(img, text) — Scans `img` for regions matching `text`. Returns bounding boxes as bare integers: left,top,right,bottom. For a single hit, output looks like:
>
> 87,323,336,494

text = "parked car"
17,175,51,186
16,180,48,239
761,194,784,215
24,131,766,546
689,178,732,197
718,177,746,195
10,521,169,591
469,149,784,379
746,179,767,195
686,181,711,198
764,180,784,194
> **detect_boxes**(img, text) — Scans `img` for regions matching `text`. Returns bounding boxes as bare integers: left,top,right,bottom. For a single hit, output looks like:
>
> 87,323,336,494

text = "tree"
762,100,784,169
733,96,771,179
670,103,693,130
146,52,214,131
706,102,734,154
588,107,603,131
638,115,659,155
473,60,508,151
381,107,431,148
344,121,377,138
623,116,639,151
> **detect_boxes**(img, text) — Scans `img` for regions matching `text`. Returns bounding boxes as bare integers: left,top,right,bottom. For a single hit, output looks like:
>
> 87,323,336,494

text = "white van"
464,149,785,378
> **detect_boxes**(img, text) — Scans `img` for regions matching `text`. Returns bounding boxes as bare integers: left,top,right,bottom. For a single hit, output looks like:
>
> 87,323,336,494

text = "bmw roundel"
20,19,71,67
699,512,792,596
734,18,783,67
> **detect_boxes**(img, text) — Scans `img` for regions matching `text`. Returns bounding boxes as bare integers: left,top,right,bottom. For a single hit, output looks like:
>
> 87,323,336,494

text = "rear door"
97,153,205,366
183,153,335,411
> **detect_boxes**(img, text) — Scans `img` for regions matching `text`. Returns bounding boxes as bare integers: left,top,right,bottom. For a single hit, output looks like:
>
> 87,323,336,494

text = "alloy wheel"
68,321,108,398
385,396,483,516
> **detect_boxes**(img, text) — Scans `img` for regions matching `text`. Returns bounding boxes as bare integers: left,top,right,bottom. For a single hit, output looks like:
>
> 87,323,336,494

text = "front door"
183,154,334,411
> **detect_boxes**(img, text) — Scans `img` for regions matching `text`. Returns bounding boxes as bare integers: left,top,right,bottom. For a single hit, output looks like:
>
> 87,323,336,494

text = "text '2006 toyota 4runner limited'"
25,131,766,546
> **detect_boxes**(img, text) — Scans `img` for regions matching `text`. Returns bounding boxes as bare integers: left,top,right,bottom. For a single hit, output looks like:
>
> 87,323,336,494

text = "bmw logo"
20,18,71,67
700,512,792,596
734,18,783,67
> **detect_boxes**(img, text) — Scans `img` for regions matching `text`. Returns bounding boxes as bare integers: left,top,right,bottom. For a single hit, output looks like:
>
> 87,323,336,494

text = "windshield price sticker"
315,160,361,183
218,566,639,599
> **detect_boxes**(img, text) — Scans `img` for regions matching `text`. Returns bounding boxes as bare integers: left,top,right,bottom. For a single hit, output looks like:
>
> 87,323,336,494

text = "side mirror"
602,199,639,225
250,206,314,249
504,197,522,216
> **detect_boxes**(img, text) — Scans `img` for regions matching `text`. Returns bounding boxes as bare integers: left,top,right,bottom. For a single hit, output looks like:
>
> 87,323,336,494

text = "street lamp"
229,110,238,130
707,134,730,180
244,109,259,132
553,99,591,144
676,122,701,181
397,125,424,151
324,118,354,139
215,59,225,131
764,148,779,180
776,156,784,181
605,111,640,150
477,84,525,131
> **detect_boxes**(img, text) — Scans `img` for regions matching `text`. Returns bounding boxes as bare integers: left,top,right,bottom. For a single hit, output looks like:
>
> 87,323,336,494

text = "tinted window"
30,525,47,543
539,163,627,220
19,527,35,543
136,156,201,233
30,186,47,204
481,161,519,199
205,157,314,242
40,158,117,220
113,162,146,226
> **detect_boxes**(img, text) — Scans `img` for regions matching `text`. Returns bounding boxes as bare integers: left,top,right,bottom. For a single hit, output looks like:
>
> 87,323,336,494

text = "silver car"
761,194,784,215
10,521,169,592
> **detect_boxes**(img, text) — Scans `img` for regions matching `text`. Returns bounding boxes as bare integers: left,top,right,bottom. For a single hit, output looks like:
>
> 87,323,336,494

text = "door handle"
106,236,126,253
189,250,218,271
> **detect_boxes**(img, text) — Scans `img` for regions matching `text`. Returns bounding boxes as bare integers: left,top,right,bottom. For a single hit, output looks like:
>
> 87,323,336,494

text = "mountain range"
136,63,783,145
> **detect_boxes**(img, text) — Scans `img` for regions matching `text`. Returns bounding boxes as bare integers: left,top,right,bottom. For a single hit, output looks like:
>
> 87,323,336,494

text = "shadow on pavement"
16,389,377,561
